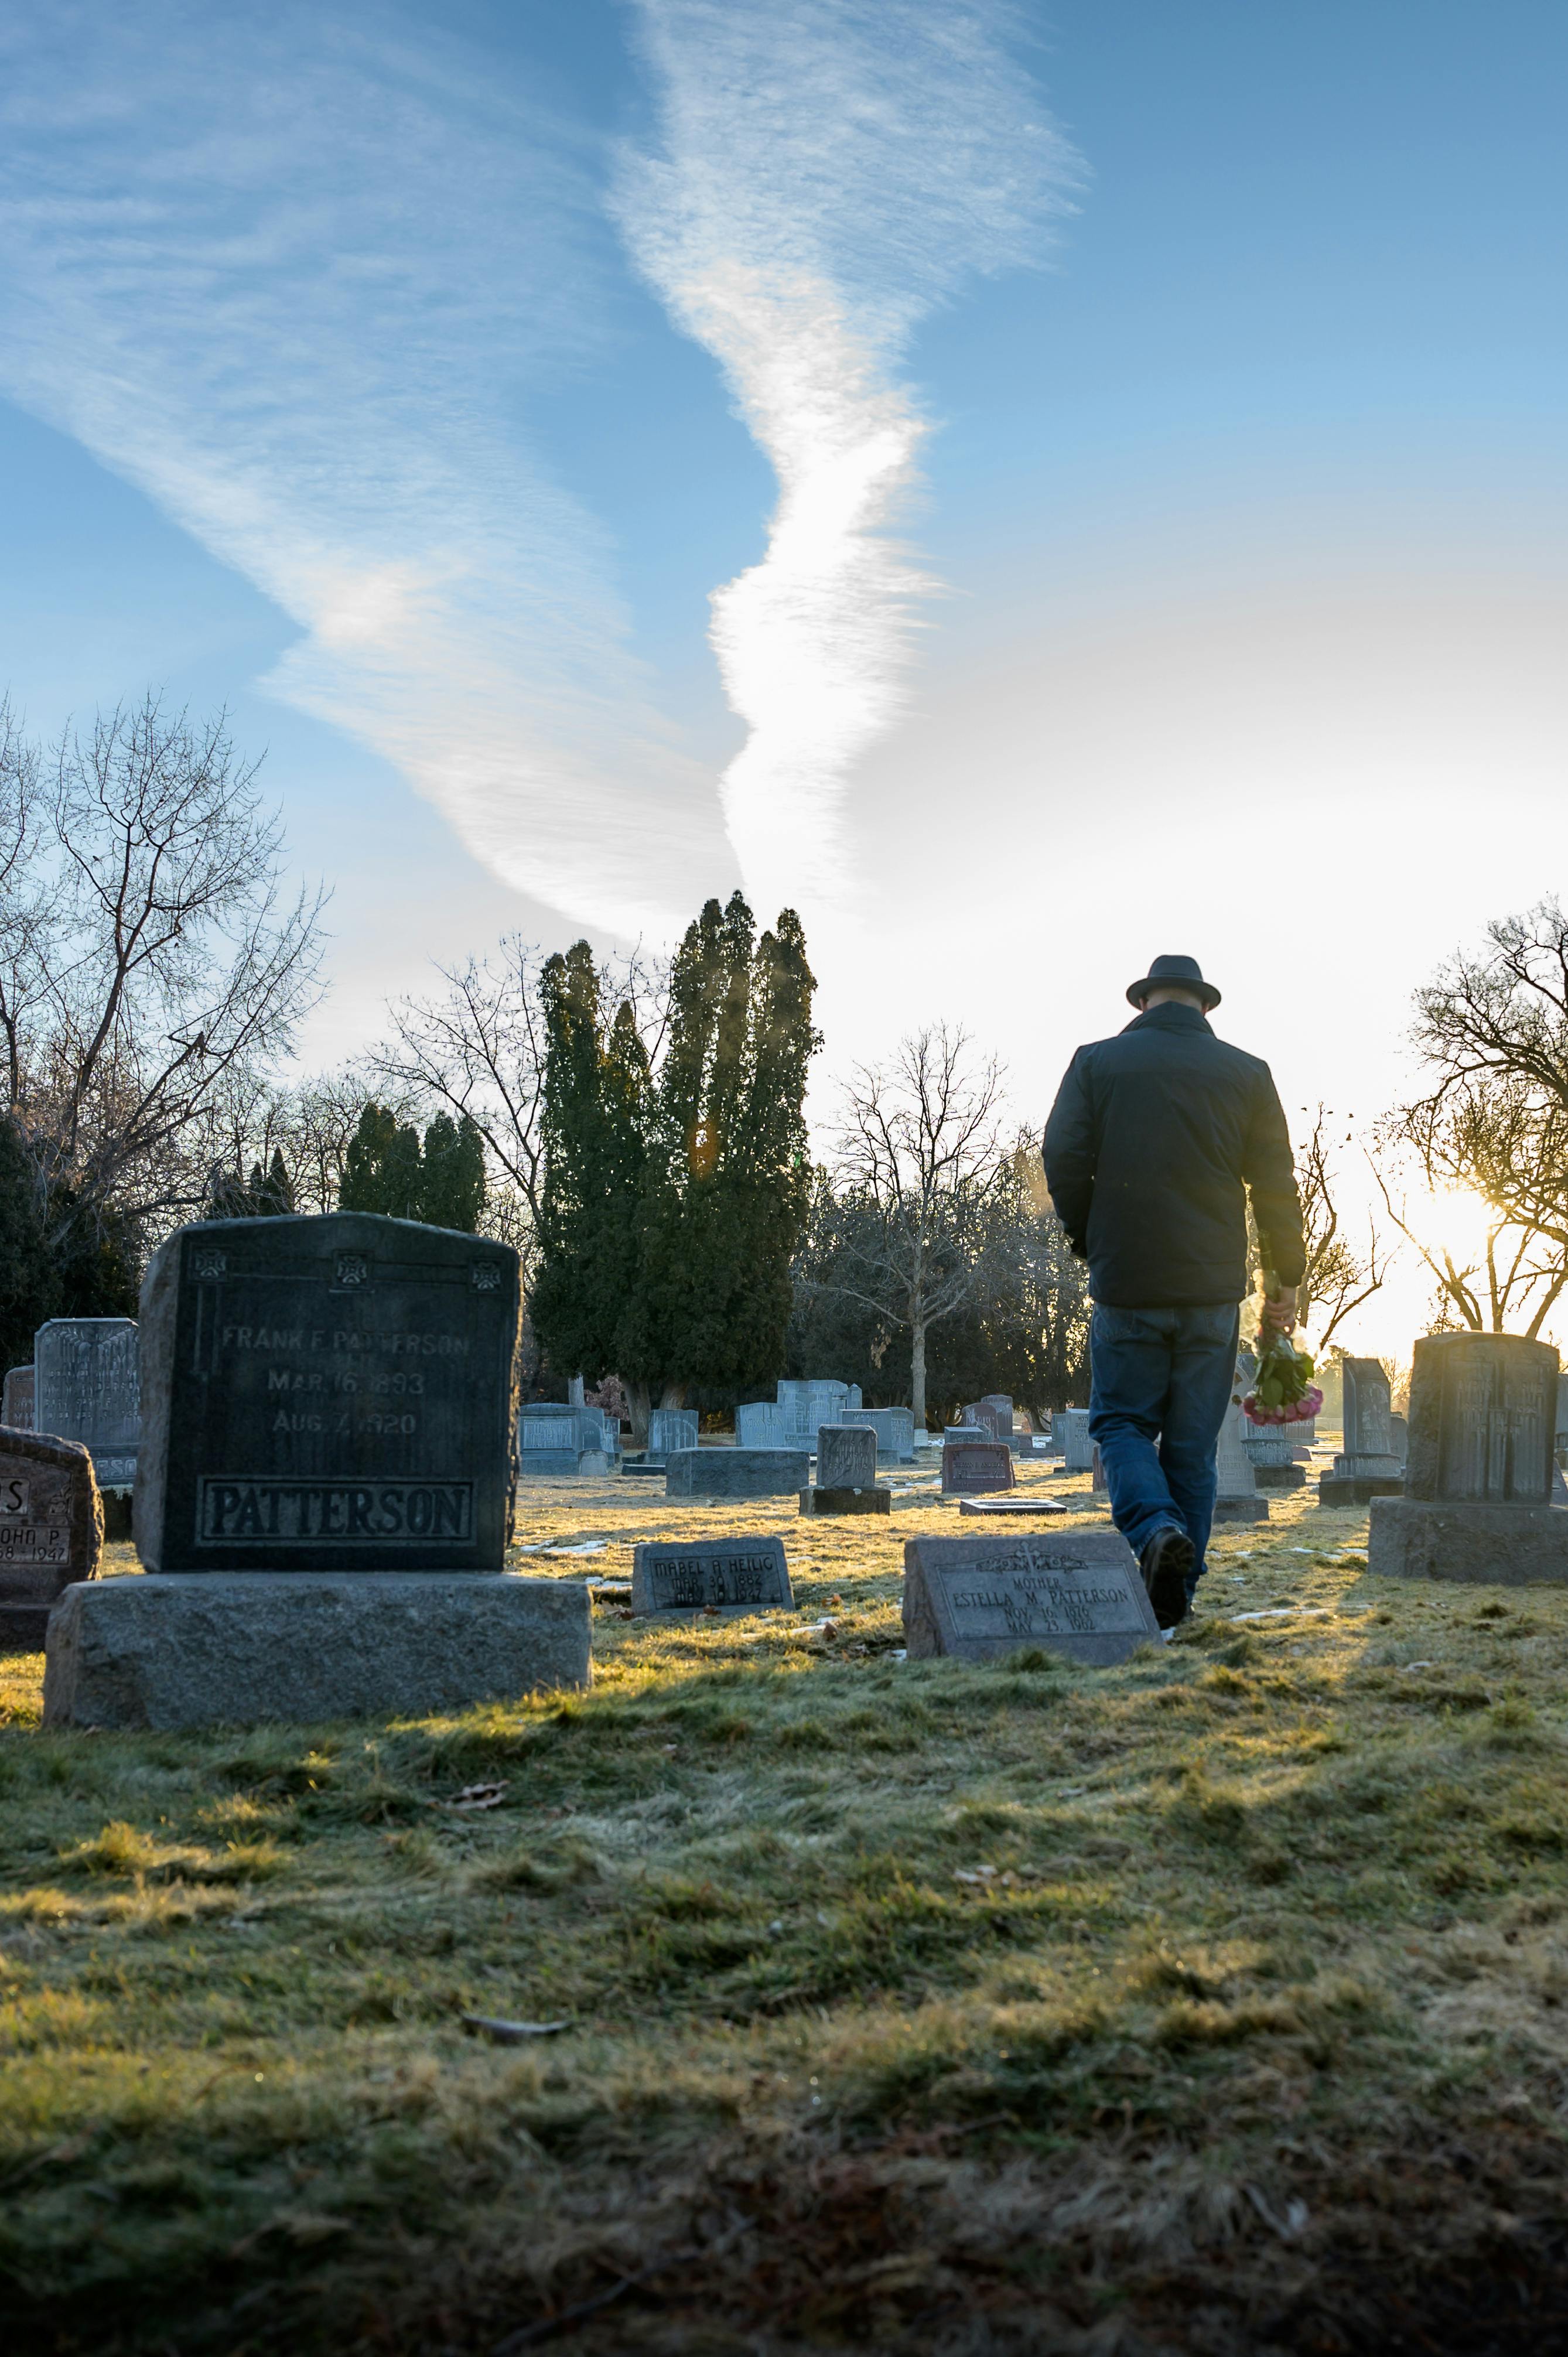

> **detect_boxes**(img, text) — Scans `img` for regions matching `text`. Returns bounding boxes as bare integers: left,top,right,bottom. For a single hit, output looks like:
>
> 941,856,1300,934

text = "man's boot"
1140,1524,1194,1630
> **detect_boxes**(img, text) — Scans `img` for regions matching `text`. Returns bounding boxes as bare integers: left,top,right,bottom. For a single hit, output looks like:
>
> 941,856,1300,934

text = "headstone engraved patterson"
801,1423,891,1516
903,1532,1159,1664
1319,1357,1404,1505
44,1214,590,1730
0,1432,102,1650
1368,1334,1568,1584
631,1537,792,1615
134,1215,518,1571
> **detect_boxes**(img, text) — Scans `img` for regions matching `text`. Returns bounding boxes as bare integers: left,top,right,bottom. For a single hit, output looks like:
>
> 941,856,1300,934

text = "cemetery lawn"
4,1471,1568,2353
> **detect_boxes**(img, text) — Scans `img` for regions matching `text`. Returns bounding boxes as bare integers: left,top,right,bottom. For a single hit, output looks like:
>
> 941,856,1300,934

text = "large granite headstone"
0,1430,102,1649
630,1536,792,1615
844,1406,916,1463
1369,1334,1568,1583
1057,1408,1093,1474
45,1215,592,1729
2,1367,35,1430
134,1214,519,1571
34,1318,139,1485
903,1531,1160,1663
666,1448,808,1499
1319,1357,1404,1505
941,1439,1014,1496
1214,1398,1269,1523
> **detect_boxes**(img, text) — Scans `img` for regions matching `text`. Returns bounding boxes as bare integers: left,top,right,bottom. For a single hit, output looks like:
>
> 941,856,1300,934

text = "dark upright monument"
1368,1333,1568,1584
43,1214,590,1727
0,1431,102,1649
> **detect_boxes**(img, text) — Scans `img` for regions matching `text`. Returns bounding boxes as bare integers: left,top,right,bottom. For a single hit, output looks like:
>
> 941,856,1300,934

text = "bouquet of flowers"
1243,1326,1322,1427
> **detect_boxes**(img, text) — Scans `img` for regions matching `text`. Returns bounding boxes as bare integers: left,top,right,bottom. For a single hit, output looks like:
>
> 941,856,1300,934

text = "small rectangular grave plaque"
631,1536,792,1614
134,1212,520,1572
904,1532,1158,1663
941,1439,1014,1495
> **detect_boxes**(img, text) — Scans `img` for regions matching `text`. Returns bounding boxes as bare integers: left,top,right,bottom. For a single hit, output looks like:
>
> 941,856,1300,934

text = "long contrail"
615,0,1077,913
0,2,726,936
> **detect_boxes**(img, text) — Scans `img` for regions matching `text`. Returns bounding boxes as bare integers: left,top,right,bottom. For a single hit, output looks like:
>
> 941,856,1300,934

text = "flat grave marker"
957,1495,1067,1517
631,1536,792,1615
903,1531,1159,1663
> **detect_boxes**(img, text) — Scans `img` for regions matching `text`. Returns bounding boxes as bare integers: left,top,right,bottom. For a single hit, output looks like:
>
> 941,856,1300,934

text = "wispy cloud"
614,0,1078,914
0,3,726,935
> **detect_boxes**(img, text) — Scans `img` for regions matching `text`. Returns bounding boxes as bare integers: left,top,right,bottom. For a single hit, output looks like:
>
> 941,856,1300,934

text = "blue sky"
3,2,1566,1345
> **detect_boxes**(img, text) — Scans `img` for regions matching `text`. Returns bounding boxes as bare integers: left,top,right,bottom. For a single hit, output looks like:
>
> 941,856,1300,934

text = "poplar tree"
530,945,648,1384
419,1112,486,1232
337,1104,486,1229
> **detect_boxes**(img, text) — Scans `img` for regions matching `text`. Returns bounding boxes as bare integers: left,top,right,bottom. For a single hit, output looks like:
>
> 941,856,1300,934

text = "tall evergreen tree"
339,1105,423,1218
530,945,648,1383
419,1112,486,1232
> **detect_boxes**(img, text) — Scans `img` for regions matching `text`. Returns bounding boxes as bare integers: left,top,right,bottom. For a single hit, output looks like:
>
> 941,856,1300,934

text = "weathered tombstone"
1368,1334,1568,1583
1057,1409,1093,1474
843,1406,916,1463
963,1400,1006,1443
648,1408,699,1461
519,1402,606,1475
903,1531,1160,1663
0,1432,102,1650
1319,1358,1404,1504
1242,1426,1307,1490
944,1423,988,1444
2,1367,35,1430
631,1536,792,1615
941,1439,1015,1496
736,1401,791,1450
777,1379,849,1452
980,1393,1015,1436
1388,1411,1409,1467
1555,1371,1567,1462
666,1448,808,1499
1214,1398,1270,1523
43,1213,590,1729
34,1318,140,1484
804,1423,890,1516
845,1384,863,1411
1090,1442,1109,1492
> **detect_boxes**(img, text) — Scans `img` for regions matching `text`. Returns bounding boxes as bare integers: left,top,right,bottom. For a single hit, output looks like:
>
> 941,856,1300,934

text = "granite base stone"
798,1486,891,1516
665,1449,808,1499
1212,1497,1270,1523
1367,1498,1568,1586
1252,1464,1307,1491
42,1573,591,1730
1318,1474,1404,1507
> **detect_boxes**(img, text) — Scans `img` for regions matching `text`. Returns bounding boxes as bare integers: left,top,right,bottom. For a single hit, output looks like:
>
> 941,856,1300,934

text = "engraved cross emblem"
470,1262,501,1291
334,1252,370,1289
192,1247,227,1281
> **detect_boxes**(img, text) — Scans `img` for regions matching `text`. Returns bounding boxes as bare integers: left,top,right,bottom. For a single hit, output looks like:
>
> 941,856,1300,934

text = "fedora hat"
1126,952,1221,1012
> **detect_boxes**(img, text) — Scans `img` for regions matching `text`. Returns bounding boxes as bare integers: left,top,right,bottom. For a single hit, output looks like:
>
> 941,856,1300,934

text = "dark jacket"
1041,1003,1306,1307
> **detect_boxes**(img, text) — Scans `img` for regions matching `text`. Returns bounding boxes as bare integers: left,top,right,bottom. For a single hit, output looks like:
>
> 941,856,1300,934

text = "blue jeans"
1088,1303,1240,1600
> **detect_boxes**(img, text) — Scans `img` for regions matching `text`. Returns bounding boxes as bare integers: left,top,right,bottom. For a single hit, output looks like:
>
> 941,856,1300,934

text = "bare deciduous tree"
816,1027,1010,1427
1,695,327,1259
370,937,669,1286
1378,898,1568,1338
1292,1105,1391,1350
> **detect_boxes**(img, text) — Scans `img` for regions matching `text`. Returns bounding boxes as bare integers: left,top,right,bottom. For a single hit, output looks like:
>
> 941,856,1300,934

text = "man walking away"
1041,954,1305,1629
